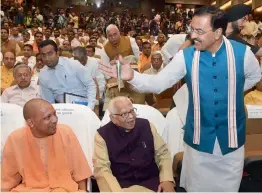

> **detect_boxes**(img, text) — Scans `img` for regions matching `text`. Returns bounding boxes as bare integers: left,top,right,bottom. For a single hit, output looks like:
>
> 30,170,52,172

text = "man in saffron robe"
1,99,92,192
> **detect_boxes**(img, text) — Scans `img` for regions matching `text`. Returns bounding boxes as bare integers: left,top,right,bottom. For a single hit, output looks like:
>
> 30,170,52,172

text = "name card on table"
246,105,262,119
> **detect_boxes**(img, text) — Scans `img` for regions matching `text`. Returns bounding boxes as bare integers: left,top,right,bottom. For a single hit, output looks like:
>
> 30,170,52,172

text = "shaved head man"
1,99,92,192
23,99,58,137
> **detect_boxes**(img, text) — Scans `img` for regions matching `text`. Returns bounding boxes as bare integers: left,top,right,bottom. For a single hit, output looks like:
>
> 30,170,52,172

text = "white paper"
246,105,262,119
116,60,121,92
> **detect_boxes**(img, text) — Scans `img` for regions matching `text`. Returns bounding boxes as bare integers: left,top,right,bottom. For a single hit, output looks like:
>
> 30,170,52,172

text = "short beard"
232,21,240,34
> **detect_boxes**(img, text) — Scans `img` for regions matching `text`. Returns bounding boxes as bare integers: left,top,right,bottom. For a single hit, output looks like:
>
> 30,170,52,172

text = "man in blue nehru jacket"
99,6,261,192
93,96,174,192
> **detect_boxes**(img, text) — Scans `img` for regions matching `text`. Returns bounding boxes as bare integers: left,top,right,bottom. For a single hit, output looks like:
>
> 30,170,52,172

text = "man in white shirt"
44,28,55,41
35,9,44,27
9,27,23,42
16,44,36,69
22,31,34,45
1,63,40,107
68,30,82,49
143,52,164,75
73,46,105,99
89,36,108,63
39,40,97,110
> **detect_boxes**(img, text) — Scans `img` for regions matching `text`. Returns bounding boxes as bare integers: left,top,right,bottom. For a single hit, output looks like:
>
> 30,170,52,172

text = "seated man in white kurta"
99,6,262,192
1,63,40,107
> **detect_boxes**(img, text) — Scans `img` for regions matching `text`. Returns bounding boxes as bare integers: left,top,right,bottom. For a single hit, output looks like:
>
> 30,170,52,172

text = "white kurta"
181,139,244,192
128,45,261,191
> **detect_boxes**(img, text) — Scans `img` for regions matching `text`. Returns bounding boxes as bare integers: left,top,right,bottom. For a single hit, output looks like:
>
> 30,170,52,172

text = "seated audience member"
1,63,40,107
135,36,143,51
73,46,106,99
53,29,63,46
32,32,44,53
151,33,166,52
94,96,174,192
1,51,16,93
60,40,73,57
44,28,54,41
86,45,96,58
77,28,88,45
68,30,82,49
9,26,23,42
90,30,104,48
39,40,97,110
1,99,92,192
89,36,109,63
22,31,34,45
1,28,21,55
138,41,152,72
143,52,165,75
16,44,36,69
31,53,45,84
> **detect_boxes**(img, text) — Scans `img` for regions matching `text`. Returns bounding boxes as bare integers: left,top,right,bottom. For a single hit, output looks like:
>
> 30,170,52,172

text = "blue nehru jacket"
182,40,247,155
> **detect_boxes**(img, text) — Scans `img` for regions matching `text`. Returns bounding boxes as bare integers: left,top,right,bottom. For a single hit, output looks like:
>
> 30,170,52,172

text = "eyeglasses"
189,26,214,36
113,108,137,119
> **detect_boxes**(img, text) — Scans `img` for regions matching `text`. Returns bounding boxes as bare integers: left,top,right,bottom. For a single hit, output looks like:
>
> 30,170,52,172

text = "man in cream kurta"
93,96,174,192
99,6,261,192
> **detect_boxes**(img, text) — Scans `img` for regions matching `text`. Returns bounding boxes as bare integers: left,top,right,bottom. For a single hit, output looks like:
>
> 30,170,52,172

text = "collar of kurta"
13,82,36,90
2,64,13,72
111,122,135,136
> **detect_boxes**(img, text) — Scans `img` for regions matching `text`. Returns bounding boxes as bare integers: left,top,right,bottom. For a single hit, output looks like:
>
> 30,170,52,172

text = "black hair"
24,44,33,50
73,46,87,57
34,31,43,37
1,28,9,33
86,45,95,52
142,41,151,47
194,6,228,34
39,40,58,52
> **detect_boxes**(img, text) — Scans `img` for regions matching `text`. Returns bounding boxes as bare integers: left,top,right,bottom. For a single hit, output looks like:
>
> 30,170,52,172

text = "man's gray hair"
72,46,87,57
106,24,119,36
13,63,31,76
108,96,132,115
151,51,163,59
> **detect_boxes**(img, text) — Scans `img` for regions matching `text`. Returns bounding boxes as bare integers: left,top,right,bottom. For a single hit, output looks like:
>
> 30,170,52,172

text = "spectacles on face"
189,26,214,36
113,108,137,119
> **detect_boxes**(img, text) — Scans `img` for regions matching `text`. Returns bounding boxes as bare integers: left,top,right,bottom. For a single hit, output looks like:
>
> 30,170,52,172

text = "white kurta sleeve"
130,37,140,59
128,50,187,94
244,47,262,91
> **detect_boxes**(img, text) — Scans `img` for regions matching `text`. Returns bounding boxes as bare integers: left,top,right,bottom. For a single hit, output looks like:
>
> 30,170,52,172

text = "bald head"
23,99,51,120
108,96,132,115
106,24,121,45
23,99,58,138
